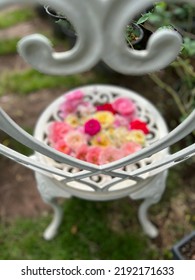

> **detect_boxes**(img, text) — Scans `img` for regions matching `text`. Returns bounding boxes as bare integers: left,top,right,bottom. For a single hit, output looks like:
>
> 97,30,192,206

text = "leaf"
182,37,195,57
136,12,152,24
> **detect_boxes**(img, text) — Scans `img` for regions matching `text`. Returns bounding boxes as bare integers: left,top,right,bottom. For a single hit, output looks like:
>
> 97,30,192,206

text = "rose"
75,144,88,161
66,114,80,128
77,102,96,116
93,111,114,128
86,146,102,165
114,114,129,128
65,90,84,103
126,130,146,145
64,130,87,151
129,119,149,134
53,139,71,155
91,132,112,147
112,97,136,119
84,119,101,136
60,90,85,117
48,121,72,144
99,146,124,164
96,103,116,114
122,142,142,156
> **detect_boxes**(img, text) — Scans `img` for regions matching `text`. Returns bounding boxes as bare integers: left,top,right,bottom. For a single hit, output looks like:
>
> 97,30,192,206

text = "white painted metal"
0,0,194,239
0,0,187,75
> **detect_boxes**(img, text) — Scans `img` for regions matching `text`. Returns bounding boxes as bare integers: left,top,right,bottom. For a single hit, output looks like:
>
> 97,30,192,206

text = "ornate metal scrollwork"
1,0,194,75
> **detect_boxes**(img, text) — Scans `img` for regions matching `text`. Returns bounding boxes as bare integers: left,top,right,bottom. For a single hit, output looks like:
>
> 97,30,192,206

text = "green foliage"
125,24,142,45
0,8,35,29
147,2,195,29
147,2,195,129
0,69,101,96
148,2,171,26
0,38,19,55
136,12,153,25
182,38,195,57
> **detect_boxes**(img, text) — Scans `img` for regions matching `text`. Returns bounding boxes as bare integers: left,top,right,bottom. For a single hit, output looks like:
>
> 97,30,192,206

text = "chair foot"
130,172,168,238
138,196,159,238
43,197,64,240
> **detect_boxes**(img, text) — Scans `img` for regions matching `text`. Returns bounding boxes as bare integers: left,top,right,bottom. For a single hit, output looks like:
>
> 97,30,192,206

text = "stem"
176,57,195,78
178,28,195,40
149,73,187,116
125,35,134,49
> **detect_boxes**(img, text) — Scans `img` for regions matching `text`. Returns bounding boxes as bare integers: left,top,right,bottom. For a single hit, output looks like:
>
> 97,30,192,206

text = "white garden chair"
0,0,194,240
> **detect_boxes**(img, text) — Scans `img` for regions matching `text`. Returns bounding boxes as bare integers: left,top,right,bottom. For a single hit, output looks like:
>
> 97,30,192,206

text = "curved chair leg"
34,171,72,240
138,196,160,238
42,197,64,240
131,171,168,238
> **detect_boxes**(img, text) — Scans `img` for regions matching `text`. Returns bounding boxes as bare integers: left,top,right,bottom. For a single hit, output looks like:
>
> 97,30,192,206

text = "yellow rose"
91,132,112,147
93,111,114,128
65,114,80,128
111,127,129,146
126,130,145,146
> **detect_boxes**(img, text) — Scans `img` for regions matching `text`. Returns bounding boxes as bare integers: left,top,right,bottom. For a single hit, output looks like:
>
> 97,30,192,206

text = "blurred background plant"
137,1,195,145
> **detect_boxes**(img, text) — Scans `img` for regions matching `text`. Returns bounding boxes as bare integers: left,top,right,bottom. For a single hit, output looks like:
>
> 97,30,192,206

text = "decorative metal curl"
1,0,193,75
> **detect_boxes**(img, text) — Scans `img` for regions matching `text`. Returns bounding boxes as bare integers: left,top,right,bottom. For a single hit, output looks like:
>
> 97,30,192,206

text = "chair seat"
33,84,169,201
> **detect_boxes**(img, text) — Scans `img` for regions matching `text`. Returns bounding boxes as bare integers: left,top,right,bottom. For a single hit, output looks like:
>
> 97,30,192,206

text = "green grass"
0,38,20,55
0,198,156,260
0,8,35,29
0,69,104,96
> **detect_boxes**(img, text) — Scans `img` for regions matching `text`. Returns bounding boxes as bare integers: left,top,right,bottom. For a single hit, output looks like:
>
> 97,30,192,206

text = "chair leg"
34,172,71,240
131,171,168,238
138,196,159,238
42,196,64,240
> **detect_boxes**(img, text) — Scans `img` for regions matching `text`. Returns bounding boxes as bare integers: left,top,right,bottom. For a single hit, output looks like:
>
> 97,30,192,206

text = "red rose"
129,119,149,134
96,103,116,114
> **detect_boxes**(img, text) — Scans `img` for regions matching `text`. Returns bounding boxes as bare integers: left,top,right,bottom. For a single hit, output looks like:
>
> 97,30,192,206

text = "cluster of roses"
48,90,149,165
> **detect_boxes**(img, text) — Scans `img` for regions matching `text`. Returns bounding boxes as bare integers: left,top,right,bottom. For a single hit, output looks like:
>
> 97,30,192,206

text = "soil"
179,234,195,260
0,4,195,256
0,89,64,220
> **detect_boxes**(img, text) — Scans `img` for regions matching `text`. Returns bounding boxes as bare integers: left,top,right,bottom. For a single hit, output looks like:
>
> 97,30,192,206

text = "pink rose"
86,146,102,165
99,147,124,164
64,130,87,151
60,90,85,117
75,144,88,161
114,114,129,128
48,121,72,144
77,102,96,116
84,119,101,136
122,142,142,156
112,97,136,119
129,119,149,134
66,90,84,102
53,139,71,155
